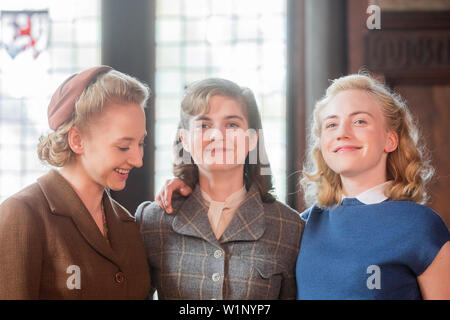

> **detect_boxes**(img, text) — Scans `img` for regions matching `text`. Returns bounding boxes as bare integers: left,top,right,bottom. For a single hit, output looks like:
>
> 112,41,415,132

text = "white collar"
343,181,391,205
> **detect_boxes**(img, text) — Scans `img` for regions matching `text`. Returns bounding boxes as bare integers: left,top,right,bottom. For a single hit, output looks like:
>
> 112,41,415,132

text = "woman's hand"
155,178,192,213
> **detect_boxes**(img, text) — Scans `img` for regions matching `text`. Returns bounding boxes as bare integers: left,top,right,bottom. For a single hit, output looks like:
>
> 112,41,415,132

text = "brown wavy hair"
173,78,275,203
301,73,434,207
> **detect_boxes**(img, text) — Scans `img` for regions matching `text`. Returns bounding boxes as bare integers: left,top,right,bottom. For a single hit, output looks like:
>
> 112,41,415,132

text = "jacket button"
214,250,223,259
114,272,125,284
212,273,221,282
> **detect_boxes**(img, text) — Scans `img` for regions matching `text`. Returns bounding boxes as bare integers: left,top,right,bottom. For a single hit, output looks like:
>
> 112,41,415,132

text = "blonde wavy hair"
38,70,150,167
301,73,434,207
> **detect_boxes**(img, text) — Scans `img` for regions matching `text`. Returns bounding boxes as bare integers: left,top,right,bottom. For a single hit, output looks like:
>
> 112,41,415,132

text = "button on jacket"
136,184,304,300
0,170,150,299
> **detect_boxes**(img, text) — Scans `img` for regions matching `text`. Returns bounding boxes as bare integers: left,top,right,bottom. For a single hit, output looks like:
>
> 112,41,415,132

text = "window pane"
155,97,181,120
185,19,207,42
156,45,182,68
185,44,208,68
210,0,233,16
0,0,101,200
0,145,21,171
206,16,233,44
155,121,179,148
184,0,209,18
155,0,287,201
0,172,21,203
156,19,182,43
155,71,183,95
157,0,182,17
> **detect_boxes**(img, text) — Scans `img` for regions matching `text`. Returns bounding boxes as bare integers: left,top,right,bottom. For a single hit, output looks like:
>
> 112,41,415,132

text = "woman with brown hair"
136,78,304,300
0,66,151,299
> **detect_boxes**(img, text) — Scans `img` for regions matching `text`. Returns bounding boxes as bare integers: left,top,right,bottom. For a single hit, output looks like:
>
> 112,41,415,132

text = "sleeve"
134,201,158,296
408,207,450,276
0,197,44,299
279,268,297,300
134,201,152,232
278,206,303,300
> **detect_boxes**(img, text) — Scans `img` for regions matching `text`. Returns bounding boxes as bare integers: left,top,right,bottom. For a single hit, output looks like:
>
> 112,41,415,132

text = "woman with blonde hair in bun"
296,73,449,299
0,66,151,299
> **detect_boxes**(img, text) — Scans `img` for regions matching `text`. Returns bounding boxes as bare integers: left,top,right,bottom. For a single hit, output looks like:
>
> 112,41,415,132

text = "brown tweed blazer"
136,184,304,300
0,170,150,299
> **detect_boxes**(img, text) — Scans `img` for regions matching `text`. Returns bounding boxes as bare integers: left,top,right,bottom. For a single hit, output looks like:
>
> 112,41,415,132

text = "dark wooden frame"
286,0,307,210
101,0,156,214
364,11,450,86
286,0,348,211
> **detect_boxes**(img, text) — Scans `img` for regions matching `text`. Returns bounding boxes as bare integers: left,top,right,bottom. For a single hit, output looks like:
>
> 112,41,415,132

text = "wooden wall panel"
393,85,450,227
102,0,156,214
347,0,450,227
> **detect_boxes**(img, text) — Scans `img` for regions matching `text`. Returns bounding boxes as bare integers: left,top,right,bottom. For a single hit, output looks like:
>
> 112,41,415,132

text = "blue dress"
296,198,449,299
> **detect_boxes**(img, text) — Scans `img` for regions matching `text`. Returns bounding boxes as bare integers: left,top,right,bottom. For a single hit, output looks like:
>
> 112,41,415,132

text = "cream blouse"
200,186,247,239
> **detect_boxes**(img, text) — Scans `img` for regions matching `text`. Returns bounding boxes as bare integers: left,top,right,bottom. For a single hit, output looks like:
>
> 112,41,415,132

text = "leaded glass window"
154,0,287,200
0,0,101,202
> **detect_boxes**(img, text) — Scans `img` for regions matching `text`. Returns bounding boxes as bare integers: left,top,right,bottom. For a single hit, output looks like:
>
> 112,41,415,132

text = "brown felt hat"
47,65,113,130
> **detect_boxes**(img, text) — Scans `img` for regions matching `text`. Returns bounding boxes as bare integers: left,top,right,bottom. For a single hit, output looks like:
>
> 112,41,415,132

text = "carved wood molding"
364,11,450,85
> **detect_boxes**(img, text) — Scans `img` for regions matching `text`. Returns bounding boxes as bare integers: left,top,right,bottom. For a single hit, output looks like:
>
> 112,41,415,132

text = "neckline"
342,181,391,205
200,185,247,208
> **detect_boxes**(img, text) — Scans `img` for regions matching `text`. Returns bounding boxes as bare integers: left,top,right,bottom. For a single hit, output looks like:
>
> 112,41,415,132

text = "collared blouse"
200,185,247,239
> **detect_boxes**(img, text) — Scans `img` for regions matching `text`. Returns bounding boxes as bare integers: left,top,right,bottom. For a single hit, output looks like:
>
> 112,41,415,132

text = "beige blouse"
200,186,247,239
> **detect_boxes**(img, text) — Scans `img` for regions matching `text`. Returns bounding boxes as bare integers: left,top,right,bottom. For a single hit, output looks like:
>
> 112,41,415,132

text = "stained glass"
0,0,101,202
1,10,49,59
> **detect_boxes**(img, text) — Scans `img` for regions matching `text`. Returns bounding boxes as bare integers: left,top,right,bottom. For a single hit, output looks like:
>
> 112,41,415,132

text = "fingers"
164,178,187,214
180,186,192,196
156,178,192,214
163,184,173,214
155,187,168,212
156,198,165,212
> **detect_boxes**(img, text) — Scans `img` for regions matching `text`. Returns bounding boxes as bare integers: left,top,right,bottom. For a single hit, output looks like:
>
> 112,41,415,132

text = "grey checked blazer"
135,184,304,300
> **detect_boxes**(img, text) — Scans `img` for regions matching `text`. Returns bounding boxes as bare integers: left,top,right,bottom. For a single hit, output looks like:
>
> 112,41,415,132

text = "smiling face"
77,101,147,191
181,95,257,174
319,89,398,184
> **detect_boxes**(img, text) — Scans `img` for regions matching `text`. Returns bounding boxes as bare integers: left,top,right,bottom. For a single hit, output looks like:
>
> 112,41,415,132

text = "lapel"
102,190,135,264
220,184,265,243
37,170,132,267
171,184,266,245
172,185,219,246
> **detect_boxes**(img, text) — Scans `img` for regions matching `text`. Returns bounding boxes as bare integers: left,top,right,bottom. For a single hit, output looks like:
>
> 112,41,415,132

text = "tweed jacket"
0,170,150,299
136,184,304,300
